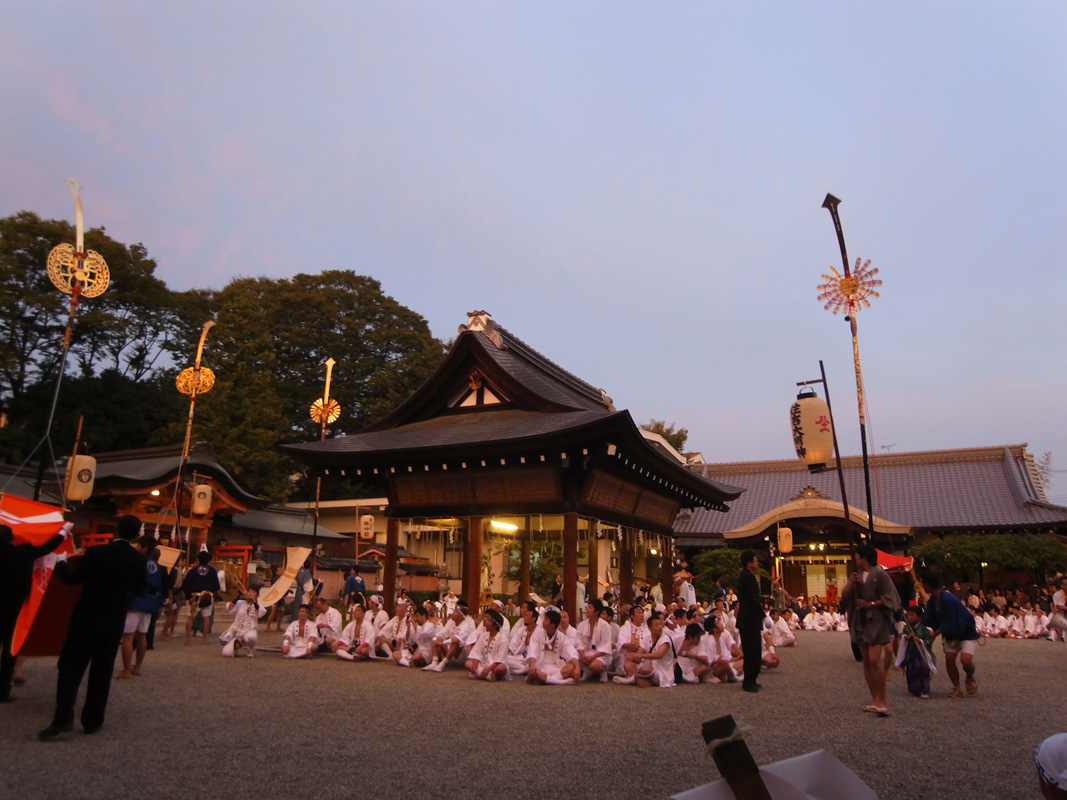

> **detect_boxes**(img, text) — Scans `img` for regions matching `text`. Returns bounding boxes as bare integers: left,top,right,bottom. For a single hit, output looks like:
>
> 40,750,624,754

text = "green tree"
911,534,1067,579
169,271,445,501
690,547,751,597
642,419,689,452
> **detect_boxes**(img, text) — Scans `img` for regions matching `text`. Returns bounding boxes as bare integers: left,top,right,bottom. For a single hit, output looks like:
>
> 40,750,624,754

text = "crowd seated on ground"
197,568,1066,689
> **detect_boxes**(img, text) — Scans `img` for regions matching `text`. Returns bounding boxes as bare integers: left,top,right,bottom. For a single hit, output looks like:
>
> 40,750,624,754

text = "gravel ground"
1,622,1063,800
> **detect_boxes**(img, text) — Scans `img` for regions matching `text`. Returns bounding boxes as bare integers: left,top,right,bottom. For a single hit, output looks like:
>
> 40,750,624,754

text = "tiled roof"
221,506,346,539
675,445,1067,537
284,409,610,459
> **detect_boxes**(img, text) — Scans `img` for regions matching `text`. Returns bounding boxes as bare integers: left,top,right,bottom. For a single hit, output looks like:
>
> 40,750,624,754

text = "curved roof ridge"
486,323,610,408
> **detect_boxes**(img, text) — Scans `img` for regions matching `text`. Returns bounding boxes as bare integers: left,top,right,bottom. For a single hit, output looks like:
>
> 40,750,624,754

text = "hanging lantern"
359,515,375,540
191,484,213,515
778,526,793,554
790,387,834,471
64,454,96,502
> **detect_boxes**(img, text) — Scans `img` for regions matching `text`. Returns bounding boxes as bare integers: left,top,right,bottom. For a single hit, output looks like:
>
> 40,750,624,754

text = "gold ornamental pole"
309,357,341,578
175,321,216,559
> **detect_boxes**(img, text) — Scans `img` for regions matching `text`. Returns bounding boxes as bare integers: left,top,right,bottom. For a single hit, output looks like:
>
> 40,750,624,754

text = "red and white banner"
0,493,73,654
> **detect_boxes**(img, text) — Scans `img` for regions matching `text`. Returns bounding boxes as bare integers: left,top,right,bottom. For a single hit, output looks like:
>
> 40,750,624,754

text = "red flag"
1,494,73,654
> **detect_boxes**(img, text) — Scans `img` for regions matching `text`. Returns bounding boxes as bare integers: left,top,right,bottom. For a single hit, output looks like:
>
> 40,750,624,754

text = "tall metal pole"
820,194,881,540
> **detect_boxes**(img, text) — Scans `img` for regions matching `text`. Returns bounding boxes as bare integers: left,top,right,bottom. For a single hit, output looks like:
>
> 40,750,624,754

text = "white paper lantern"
777,526,793,554
191,484,213,515
790,389,834,471
360,514,375,540
64,455,96,501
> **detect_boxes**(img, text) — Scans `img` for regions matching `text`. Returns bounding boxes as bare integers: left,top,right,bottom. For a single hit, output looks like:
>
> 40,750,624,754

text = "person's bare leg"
132,633,147,675
118,633,135,678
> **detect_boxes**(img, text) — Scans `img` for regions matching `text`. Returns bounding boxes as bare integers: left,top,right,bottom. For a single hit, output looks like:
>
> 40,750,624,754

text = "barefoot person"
841,545,900,716
920,570,979,698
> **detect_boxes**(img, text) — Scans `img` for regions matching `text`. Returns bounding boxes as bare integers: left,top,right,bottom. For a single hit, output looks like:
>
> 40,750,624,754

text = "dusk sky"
3,3,1065,504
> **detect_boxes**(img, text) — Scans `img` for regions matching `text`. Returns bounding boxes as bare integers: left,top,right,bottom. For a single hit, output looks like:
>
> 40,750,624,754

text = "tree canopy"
0,211,444,503
641,419,689,452
910,533,1067,578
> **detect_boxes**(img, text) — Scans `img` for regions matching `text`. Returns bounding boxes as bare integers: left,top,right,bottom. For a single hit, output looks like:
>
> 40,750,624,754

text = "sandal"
875,707,891,717
948,688,964,698
965,677,978,695
863,705,880,713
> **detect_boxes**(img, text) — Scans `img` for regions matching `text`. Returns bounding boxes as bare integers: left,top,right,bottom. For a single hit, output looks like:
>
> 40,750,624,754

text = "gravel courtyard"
1,627,1062,800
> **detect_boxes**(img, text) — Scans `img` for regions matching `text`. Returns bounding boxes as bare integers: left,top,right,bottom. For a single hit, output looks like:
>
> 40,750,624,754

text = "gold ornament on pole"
33,180,111,501
309,357,341,577
176,321,216,460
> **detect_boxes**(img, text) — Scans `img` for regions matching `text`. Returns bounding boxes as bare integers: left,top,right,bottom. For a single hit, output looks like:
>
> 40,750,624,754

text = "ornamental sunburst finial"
817,258,881,316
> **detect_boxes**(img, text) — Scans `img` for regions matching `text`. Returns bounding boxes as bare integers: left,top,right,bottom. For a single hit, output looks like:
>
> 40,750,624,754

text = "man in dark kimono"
841,544,900,716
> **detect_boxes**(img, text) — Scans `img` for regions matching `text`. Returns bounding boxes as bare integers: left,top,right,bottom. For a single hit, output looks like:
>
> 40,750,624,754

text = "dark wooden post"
621,528,634,607
587,521,600,604
660,537,674,605
519,518,531,603
563,512,578,621
464,516,483,614
384,517,400,609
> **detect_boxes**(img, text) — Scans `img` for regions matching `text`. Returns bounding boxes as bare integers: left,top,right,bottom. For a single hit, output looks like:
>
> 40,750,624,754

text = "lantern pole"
819,194,882,541
175,321,217,559
796,361,856,568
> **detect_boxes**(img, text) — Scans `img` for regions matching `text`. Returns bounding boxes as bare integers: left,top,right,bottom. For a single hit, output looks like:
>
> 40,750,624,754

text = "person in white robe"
334,604,374,660
614,605,653,677
424,604,475,671
558,610,580,647
613,612,675,687
676,622,710,683
507,602,541,675
768,609,797,647
402,605,438,667
525,608,580,685
576,599,613,682
375,600,418,665
466,609,510,681
702,614,741,683
221,589,267,657
282,604,319,658
313,597,343,653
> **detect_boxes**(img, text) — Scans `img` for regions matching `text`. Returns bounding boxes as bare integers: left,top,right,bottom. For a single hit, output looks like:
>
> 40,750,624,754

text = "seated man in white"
366,595,390,640
702,614,741,683
760,628,781,669
768,608,797,647
576,599,613,682
282,604,319,658
614,604,653,677
465,609,510,681
488,598,511,640
676,622,710,683
402,605,438,667
812,605,834,632
376,600,418,664
507,601,539,675
784,608,802,630
558,609,580,647
526,608,580,685
424,603,476,671
313,596,343,654
221,587,267,658
334,604,375,660
614,611,675,688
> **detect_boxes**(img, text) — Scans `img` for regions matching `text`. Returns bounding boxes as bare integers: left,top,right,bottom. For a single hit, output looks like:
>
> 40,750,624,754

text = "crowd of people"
4,513,1066,741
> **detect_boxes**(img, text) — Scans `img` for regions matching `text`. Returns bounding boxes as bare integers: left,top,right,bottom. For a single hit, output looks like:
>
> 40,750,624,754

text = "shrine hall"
283,311,743,618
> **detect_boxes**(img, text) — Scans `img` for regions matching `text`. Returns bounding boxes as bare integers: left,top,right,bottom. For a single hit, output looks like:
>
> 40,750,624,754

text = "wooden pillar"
660,536,674,605
620,528,634,607
563,512,578,621
384,517,400,609
587,522,600,604
464,516,483,614
519,519,531,603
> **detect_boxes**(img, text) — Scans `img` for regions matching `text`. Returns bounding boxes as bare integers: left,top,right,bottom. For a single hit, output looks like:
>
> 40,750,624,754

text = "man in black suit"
39,515,146,740
735,549,763,693
0,523,68,701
